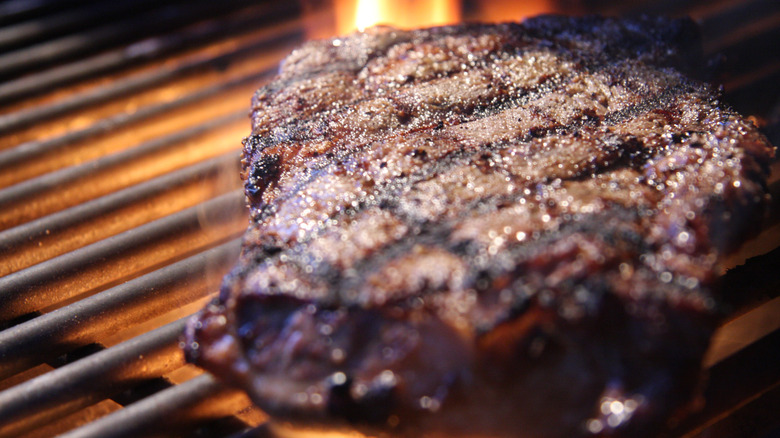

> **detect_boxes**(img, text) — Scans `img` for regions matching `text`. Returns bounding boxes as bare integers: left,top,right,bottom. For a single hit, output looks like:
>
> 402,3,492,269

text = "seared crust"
185,16,775,437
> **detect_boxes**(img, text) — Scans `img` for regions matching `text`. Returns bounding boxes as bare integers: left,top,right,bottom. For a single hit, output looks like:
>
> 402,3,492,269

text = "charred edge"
242,134,278,160
521,16,703,74
260,22,535,96
246,153,282,204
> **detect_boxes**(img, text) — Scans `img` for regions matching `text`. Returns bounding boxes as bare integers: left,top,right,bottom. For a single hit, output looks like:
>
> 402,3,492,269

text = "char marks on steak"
184,15,775,438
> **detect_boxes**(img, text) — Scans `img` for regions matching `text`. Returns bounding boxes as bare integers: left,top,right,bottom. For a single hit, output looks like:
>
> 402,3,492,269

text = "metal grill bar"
0,0,95,25
0,237,241,379
0,0,258,80
57,374,253,438
685,386,780,438
705,17,780,79
699,0,779,42
667,329,780,437
0,67,279,185
0,10,302,125
0,318,187,436
0,0,161,51
0,190,245,324
0,152,241,275
0,2,282,436
0,111,246,229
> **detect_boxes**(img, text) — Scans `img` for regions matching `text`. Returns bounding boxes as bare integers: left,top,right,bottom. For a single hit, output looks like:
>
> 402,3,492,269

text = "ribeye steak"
184,15,775,438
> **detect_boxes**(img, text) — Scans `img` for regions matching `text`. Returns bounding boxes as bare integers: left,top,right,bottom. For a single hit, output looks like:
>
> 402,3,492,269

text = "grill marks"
239,65,697,304
228,77,698,341
241,26,673,218
242,51,574,216
243,44,690,228
246,59,578,215
252,72,690,255
243,19,711,229
266,59,686,221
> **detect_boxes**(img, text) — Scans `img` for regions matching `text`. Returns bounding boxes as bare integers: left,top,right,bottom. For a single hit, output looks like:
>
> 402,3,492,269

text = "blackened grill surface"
185,16,775,438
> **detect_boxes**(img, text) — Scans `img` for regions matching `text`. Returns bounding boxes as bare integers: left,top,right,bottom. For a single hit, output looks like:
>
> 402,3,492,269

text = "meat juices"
184,16,775,437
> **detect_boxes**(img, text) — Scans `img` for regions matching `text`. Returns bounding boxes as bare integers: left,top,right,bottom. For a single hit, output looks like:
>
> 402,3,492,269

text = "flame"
473,0,558,22
354,0,382,30
338,0,461,35
316,0,562,39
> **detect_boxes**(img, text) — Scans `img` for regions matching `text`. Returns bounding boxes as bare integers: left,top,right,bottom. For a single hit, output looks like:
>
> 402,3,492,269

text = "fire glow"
338,0,460,34
336,0,558,35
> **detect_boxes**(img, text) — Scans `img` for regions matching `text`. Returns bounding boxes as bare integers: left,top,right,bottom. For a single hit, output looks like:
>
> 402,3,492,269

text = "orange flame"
472,0,558,22
327,0,561,38
337,0,461,35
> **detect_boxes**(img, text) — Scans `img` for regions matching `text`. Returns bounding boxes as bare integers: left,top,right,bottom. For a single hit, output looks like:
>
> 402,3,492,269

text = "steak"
184,16,775,437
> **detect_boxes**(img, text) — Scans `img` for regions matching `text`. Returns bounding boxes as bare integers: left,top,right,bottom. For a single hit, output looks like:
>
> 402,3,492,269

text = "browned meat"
184,16,775,438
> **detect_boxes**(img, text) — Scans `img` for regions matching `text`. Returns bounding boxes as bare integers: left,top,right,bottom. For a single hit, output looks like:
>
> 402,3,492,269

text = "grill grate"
0,1,778,437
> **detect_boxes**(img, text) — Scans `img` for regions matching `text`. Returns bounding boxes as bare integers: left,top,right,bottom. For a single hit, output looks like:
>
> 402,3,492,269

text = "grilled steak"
184,15,775,437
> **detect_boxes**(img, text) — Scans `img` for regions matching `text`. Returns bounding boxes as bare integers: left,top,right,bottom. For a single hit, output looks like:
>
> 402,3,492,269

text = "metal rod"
0,237,241,379
226,424,277,438
667,329,780,437
0,191,246,324
0,152,239,255
0,0,160,51
0,66,275,177
699,0,779,43
0,318,187,436
0,3,301,107
685,384,780,437
57,373,249,438
0,0,256,80
0,0,87,26
0,110,244,210
0,152,241,274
